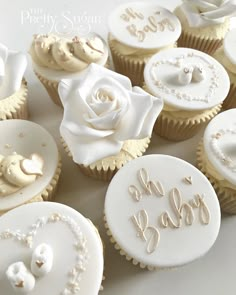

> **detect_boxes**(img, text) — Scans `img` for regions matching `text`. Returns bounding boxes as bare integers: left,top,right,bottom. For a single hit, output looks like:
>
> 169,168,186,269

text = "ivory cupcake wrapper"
34,71,62,107
109,42,148,87
0,80,28,120
177,31,223,55
0,157,62,215
222,83,236,110
103,214,156,271
196,141,236,214
154,104,222,141
61,137,150,181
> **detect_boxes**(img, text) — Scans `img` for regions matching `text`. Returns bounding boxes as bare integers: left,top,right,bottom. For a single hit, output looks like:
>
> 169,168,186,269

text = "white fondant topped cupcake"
0,120,60,213
0,202,104,295
144,47,230,111
105,155,221,269
203,108,236,186
108,2,181,50
223,28,236,72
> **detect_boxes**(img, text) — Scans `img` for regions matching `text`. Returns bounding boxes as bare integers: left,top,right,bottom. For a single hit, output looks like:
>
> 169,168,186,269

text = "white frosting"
6,262,35,293
0,120,59,212
105,154,221,268
59,63,163,166
108,2,181,49
180,0,236,28
223,28,236,65
31,33,108,82
144,48,230,111
203,109,236,186
0,202,104,295
31,244,53,277
0,43,27,100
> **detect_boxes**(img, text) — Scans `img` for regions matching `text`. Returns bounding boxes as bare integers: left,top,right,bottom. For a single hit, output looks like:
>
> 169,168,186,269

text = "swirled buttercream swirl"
30,34,107,72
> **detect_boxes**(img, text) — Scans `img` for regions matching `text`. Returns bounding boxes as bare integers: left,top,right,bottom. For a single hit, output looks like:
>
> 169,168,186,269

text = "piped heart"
36,261,44,268
184,176,193,185
20,154,44,176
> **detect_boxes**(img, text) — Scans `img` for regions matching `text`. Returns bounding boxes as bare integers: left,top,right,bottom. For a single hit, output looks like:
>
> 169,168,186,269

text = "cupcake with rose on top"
29,33,108,107
59,63,163,181
0,43,28,120
175,0,236,54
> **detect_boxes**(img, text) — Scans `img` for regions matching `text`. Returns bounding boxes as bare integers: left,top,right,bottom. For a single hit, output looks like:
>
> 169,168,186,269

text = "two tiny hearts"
6,243,53,293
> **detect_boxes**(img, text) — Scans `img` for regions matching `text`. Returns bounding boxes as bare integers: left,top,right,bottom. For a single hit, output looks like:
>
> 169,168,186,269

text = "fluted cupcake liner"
0,157,62,216
197,140,236,214
0,80,28,120
61,137,150,181
154,104,222,141
177,31,223,55
222,83,236,110
103,214,156,271
34,71,62,107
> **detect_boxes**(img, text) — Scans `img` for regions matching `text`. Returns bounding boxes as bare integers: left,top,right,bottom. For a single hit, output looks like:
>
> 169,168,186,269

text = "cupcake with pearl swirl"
175,0,236,54
59,63,163,181
144,47,230,141
197,109,236,214
0,43,28,120
29,33,109,107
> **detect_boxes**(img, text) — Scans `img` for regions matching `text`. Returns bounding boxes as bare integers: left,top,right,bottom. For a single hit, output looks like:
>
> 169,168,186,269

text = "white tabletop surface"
0,0,236,294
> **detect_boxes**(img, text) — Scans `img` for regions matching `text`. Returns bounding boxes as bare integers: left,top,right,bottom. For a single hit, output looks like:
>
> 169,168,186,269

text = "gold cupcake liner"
197,141,236,214
0,80,28,120
177,31,223,55
61,137,150,181
222,82,236,110
34,71,62,107
104,214,156,271
0,156,62,215
154,104,222,141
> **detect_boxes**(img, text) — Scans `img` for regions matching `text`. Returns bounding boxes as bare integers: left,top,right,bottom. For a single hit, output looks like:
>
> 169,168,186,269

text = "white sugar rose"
182,0,236,27
0,43,27,100
59,63,163,165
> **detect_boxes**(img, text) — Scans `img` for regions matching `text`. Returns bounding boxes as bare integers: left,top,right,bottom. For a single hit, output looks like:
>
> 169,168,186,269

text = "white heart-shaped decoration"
0,213,89,295
144,48,230,111
20,154,44,176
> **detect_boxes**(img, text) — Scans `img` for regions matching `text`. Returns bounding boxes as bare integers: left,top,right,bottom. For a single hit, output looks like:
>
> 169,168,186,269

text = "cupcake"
144,47,230,141
108,2,181,86
197,109,236,214
0,119,61,215
104,154,221,270
59,63,163,181
175,0,236,54
0,43,28,120
213,28,236,109
29,33,108,107
0,201,104,294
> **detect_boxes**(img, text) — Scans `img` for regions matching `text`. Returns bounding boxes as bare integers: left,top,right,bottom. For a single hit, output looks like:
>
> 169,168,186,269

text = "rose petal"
59,79,83,106
61,124,122,165
114,87,163,140
79,64,132,102
0,43,8,63
0,52,27,99
84,109,123,130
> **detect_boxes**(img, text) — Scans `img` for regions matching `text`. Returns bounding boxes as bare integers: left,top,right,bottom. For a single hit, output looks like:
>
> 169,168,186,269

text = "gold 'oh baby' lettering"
120,7,175,42
129,169,211,254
